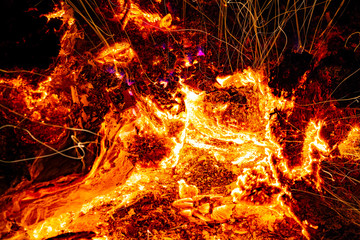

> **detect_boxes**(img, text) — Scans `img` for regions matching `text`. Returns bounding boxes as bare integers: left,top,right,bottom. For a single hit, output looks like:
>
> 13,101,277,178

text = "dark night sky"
0,0,61,69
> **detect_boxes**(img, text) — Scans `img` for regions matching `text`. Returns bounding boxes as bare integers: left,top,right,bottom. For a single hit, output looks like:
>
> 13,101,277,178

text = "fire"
1,0,360,239
96,42,135,66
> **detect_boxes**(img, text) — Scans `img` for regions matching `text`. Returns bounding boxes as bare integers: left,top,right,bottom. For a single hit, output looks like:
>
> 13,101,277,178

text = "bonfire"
0,0,360,239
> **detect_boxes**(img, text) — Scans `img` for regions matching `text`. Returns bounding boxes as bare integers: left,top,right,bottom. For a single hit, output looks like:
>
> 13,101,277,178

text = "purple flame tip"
197,48,205,56
126,78,135,86
107,66,116,74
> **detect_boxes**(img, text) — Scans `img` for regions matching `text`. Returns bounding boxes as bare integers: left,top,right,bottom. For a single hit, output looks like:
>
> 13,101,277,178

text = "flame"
96,42,135,66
